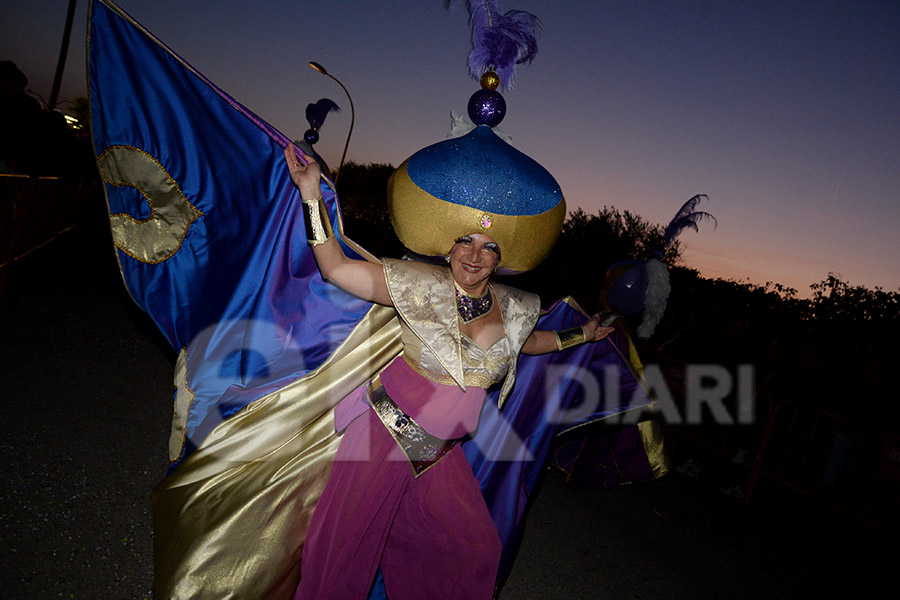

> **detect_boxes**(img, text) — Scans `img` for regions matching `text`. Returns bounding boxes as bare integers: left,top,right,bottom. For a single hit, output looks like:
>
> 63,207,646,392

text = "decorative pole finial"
453,0,540,127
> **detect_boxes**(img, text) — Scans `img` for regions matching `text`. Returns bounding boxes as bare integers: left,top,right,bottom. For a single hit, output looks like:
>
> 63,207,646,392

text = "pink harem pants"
293,405,501,600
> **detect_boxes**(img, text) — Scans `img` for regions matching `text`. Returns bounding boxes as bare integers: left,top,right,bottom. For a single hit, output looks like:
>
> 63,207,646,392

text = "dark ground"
0,221,893,599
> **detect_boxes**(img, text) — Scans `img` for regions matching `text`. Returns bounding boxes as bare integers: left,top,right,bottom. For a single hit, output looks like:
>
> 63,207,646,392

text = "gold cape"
151,260,540,599
152,304,400,600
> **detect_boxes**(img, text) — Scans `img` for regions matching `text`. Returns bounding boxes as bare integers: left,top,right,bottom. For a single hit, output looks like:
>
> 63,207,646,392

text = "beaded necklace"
455,282,493,323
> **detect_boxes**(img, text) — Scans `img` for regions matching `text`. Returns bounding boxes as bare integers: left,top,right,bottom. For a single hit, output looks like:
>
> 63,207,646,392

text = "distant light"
64,114,79,126
308,62,328,75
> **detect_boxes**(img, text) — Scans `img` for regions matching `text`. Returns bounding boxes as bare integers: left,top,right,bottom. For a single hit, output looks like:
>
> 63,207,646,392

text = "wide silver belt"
367,380,458,478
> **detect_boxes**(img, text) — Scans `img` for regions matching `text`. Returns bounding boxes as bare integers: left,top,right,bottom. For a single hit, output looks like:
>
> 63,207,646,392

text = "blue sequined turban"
388,126,566,273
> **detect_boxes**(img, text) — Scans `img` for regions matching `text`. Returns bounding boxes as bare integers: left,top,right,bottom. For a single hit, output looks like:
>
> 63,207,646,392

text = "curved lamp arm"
308,62,354,185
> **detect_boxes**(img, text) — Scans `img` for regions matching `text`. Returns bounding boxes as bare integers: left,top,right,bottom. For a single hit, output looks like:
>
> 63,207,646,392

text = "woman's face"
449,233,500,294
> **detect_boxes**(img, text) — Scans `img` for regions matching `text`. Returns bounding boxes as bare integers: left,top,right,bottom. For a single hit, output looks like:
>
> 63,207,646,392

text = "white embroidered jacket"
382,258,540,408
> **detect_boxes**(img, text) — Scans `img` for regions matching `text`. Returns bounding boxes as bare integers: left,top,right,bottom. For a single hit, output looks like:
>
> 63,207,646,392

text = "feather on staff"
305,98,340,132
663,194,717,250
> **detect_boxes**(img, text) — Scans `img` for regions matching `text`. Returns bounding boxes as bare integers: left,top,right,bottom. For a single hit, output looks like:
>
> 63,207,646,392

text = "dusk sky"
4,0,899,297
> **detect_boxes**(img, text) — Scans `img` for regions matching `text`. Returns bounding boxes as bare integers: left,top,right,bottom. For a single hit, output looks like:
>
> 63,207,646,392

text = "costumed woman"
87,1,663,598
284,143,614,599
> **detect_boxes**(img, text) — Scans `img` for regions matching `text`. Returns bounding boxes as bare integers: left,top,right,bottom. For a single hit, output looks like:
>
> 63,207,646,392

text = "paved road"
0,225,889,599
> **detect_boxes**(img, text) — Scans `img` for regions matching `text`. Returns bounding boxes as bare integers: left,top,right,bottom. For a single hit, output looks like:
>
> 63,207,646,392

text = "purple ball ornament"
467,89,506,127
304,128,319,145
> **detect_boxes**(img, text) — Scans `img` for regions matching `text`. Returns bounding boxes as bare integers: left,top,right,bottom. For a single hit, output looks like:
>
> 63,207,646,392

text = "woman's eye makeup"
453,236,499,258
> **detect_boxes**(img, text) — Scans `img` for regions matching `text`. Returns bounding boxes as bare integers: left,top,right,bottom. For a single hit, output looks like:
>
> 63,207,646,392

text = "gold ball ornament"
480,70,500,91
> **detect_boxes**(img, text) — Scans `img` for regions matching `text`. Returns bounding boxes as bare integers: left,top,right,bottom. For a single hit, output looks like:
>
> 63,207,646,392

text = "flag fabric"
89,0,374,465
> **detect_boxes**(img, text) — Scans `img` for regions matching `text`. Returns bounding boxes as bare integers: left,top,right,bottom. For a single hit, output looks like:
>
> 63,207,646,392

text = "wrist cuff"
555,326,587,351
303,196,333,246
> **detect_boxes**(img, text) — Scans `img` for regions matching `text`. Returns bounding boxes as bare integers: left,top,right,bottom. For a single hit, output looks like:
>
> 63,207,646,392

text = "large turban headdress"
387,125,565,273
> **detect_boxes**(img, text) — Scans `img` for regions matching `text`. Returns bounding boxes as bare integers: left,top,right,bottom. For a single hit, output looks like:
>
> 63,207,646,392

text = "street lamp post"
308,62,354,185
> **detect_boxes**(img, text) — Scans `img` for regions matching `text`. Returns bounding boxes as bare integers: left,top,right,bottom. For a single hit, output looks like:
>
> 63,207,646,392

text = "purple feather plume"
448,0,540,91
305,98,340,130
663,194,717,248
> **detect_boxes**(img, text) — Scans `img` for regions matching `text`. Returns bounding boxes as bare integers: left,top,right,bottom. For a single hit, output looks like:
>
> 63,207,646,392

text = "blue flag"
89,0,373,463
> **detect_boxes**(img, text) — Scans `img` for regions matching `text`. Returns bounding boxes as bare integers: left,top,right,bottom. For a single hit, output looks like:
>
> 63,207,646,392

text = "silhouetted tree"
329,168,899,388
512,206,683,311
808,272,900,324
333,161,403,259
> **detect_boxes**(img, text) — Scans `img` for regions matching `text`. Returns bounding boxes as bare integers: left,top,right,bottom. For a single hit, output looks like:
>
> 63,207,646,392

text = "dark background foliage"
332,161,899,431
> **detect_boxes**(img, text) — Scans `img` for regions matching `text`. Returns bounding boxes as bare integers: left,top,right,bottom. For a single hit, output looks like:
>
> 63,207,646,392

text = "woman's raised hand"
284,143,322,200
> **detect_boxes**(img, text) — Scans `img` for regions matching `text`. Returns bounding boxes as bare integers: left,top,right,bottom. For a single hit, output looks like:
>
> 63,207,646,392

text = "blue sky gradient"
4,0,898,297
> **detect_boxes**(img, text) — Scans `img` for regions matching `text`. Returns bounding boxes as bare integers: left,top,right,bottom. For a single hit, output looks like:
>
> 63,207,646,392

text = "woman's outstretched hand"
584,314,615,342
284,143,322,200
